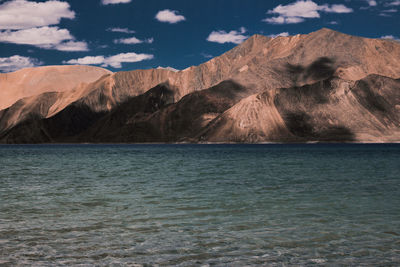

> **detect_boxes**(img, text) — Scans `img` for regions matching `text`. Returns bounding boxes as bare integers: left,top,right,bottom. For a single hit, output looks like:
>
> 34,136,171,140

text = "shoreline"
1,141,400,146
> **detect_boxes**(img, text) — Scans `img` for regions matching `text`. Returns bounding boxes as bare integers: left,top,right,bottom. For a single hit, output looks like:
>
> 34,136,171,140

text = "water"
0,144,399,266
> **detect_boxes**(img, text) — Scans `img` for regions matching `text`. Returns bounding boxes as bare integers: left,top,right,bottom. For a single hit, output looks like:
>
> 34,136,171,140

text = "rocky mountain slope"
0,28,399,143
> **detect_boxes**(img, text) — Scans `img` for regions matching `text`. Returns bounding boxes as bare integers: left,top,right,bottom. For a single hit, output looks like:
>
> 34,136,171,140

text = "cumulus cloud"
64,56,105,65
0,0,75,30
321,4,353,13
207,27,248,44
107,27,135,34
101,0,131,5
367,0,377,6
263,0,353,24
155,9,186,24
64,52,154,68
0,0,88,52
268,32,290,38
114,36,154,44
0,55,42,72
0,27,72,47
0,26,88,51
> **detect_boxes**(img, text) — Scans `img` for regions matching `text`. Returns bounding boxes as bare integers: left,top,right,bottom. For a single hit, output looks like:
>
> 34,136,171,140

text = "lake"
0,144,399,266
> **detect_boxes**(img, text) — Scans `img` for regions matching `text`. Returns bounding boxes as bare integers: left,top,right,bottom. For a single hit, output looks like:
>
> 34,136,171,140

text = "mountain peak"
317,27,335,32
311,27,350,38
244,34,271,44
232,34,271,52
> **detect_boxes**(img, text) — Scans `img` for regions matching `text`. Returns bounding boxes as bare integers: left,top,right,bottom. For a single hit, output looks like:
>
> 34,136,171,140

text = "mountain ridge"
1,28,399,143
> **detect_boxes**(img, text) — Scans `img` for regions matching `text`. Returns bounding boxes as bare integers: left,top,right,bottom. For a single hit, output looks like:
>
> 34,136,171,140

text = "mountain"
0,65,111,110
0,65,111,132
0,28,399,143
200,75,400,142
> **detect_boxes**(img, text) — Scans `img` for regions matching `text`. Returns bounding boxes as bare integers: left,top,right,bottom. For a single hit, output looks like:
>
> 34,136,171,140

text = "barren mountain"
0,28,399,143
0,65,111,110
200,75,400,142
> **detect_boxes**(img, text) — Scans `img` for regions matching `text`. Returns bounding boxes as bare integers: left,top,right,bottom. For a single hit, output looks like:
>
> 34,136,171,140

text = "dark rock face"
1,29,400,143
0,83,176,143
80,83,177,142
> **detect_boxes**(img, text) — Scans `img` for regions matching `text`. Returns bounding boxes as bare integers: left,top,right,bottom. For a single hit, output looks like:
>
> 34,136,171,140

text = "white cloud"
0,55,42,72
206,27,249,44
201,53,213,59
267,1,321,19
320,4,353,13
367,0,377,6
381,35,400,41
55,41,89,52
114,36,141,44
0,26,88,51
104,53,154,68
0,27,72,47
268,32,290,38
0,0,74,30
155,9,186,24
263,0,353,24
64,56,106,65
114,36,154,44
107,27,135,34
328,21,339,25
64,52,154,68
382,8,397,12
264,16,305,24
101,0,131,5
156,66,179,72
386,0,400,6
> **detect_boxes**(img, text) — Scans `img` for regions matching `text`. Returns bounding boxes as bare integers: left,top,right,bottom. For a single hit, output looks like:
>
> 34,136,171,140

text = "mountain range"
0,28,399,143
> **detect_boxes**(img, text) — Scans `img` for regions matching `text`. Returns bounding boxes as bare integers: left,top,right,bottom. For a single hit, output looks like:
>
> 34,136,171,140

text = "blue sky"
0,0,399,72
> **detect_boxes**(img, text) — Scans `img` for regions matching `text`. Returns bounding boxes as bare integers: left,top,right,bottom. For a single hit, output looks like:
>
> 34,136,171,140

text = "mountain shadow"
82,80,248,143
284,57,336,85
0,83,176,143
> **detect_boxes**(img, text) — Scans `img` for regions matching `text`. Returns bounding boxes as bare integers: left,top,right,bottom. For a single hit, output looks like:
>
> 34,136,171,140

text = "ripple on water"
0,144,400,266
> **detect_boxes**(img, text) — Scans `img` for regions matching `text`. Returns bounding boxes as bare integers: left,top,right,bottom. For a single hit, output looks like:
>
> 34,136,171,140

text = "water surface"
0,144,399,266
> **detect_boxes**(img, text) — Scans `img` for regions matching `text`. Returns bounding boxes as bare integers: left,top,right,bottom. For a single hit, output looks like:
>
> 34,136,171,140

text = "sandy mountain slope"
0,65,111,110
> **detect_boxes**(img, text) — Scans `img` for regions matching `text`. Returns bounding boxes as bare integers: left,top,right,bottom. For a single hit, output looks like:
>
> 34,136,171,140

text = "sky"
0,0,399,73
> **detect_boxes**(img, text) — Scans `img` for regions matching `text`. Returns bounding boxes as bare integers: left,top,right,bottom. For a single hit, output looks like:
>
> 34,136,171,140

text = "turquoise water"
0,144,399,266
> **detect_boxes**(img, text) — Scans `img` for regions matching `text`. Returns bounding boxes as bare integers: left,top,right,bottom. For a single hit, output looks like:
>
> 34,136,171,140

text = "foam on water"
0,144,399,266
